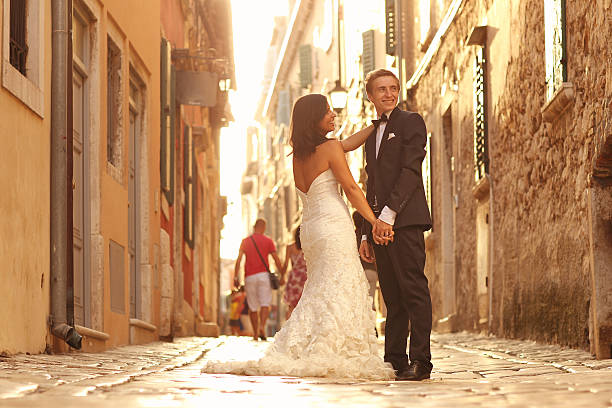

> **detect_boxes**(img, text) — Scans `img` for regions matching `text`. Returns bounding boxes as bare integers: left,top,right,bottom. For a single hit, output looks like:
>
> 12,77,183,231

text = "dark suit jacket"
362,107,432,238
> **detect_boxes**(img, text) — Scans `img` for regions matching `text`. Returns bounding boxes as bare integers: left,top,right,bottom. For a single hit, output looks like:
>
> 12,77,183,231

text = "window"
419,0,431,46
107,37,123,170
2,0,44,116
473,47,488,181
544,0,567,101
9,0,27,75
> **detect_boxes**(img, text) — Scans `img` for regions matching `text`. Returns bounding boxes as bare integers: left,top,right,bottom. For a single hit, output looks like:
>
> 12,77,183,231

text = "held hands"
372,218,394,245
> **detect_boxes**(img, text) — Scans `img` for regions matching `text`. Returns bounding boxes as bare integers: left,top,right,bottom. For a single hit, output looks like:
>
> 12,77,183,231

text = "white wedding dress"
204,169,394,380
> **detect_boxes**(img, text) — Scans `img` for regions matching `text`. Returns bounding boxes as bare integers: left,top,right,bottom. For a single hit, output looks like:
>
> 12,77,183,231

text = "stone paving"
1,332,611,407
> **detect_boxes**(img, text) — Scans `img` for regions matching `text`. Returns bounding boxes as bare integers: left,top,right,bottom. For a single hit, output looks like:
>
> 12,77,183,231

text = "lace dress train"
204,169,394,380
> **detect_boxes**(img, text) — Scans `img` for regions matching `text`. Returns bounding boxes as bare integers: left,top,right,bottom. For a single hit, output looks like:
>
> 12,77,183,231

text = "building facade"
399,0,611,358
1,0,234,355
160,0,234,339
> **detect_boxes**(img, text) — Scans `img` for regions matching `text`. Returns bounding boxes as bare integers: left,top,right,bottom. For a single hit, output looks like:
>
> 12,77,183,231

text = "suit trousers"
373,226,432,370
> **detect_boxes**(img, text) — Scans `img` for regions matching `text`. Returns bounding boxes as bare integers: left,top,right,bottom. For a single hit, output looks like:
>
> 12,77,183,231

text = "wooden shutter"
160,38,175,205
299,45,312,89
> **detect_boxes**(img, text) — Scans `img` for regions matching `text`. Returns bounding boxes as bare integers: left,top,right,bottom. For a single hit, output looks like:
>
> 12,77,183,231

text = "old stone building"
397,0,611,357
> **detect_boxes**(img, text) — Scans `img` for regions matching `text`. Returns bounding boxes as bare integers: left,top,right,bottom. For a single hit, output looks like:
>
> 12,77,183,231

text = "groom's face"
367,76,399,114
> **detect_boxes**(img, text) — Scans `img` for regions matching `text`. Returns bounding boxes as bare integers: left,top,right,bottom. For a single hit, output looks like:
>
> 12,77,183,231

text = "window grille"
544,0,567,100
9,0,28,75
473,47,488,181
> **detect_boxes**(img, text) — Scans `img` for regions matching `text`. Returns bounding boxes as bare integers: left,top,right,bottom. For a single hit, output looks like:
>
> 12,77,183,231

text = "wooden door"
128,92,140,319
73,70,90,326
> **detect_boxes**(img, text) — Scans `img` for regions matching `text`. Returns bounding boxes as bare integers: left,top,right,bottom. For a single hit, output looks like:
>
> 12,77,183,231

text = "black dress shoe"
395,361,432,381
259,334,267,341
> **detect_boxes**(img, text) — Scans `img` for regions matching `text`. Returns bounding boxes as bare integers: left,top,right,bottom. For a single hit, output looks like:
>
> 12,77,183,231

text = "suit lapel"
376,107,400,162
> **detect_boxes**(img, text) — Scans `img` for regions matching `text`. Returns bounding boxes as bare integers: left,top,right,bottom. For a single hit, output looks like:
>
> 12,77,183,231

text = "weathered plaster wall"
100,0,161,347
0,3,52,354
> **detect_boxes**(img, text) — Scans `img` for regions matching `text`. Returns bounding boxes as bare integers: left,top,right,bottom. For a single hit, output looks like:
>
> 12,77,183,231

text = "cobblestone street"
1,333,611,407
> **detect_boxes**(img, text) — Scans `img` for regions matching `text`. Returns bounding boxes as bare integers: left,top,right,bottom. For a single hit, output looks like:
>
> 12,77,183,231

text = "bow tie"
372,114,388,127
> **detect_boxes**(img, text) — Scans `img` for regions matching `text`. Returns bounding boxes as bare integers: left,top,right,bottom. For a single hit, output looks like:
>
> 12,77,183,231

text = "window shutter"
276,89,291,126
385,0,396,55
299,44,312,89
362,30,376,78
160,38,175,205
183,126,195,248
473,47,488,181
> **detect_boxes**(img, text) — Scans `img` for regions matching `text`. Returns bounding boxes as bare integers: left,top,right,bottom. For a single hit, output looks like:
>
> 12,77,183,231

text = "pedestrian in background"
281,226,307,320
228,286,245,336
234,218,283,341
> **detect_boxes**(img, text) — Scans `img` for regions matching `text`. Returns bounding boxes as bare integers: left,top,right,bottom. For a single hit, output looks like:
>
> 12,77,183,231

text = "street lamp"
329,79,348,113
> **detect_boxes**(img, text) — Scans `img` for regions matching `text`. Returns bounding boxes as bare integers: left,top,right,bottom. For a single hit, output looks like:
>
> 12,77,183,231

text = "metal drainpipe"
50,0,82,350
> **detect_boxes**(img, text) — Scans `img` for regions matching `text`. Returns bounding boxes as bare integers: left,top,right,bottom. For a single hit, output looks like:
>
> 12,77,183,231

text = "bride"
204,94,394,380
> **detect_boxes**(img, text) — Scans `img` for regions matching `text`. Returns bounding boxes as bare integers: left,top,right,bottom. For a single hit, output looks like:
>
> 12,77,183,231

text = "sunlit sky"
219,0,289,260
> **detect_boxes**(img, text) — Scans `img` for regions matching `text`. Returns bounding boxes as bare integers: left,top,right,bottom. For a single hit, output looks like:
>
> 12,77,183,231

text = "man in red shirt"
234,219,283,341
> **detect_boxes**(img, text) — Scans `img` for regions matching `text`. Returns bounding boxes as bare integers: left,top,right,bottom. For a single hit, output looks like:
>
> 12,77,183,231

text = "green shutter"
299,44,312,89
183,126,195,248
385,0,396,55
362,30,376,77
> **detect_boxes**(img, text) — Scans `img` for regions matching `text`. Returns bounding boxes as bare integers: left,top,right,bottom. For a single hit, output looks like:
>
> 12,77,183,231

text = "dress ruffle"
203,170,394,380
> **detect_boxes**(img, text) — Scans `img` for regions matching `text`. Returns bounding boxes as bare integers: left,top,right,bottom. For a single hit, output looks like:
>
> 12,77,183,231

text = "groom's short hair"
365,69,400,94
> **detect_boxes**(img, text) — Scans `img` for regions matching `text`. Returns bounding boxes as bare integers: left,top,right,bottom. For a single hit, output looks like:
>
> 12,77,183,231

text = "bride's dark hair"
290,94,330,159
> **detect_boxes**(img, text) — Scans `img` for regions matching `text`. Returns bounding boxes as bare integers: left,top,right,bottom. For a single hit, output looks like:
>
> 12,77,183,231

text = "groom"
359,69,433,381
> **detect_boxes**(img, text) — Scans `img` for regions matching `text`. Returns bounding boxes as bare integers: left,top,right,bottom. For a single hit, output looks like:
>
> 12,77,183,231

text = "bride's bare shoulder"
318,138,342,151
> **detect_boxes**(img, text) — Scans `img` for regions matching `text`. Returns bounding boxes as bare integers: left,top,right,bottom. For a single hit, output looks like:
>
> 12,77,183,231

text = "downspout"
50,0,82,349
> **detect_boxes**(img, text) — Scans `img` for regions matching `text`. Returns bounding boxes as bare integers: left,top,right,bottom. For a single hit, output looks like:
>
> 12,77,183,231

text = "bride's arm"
341,124,374,152
325,141,377,226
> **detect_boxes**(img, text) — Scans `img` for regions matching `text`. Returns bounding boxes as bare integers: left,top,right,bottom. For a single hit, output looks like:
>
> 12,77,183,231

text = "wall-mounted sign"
176,71,218,107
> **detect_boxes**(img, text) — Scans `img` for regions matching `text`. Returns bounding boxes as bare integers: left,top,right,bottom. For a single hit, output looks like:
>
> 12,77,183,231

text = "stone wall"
406,0,612,351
